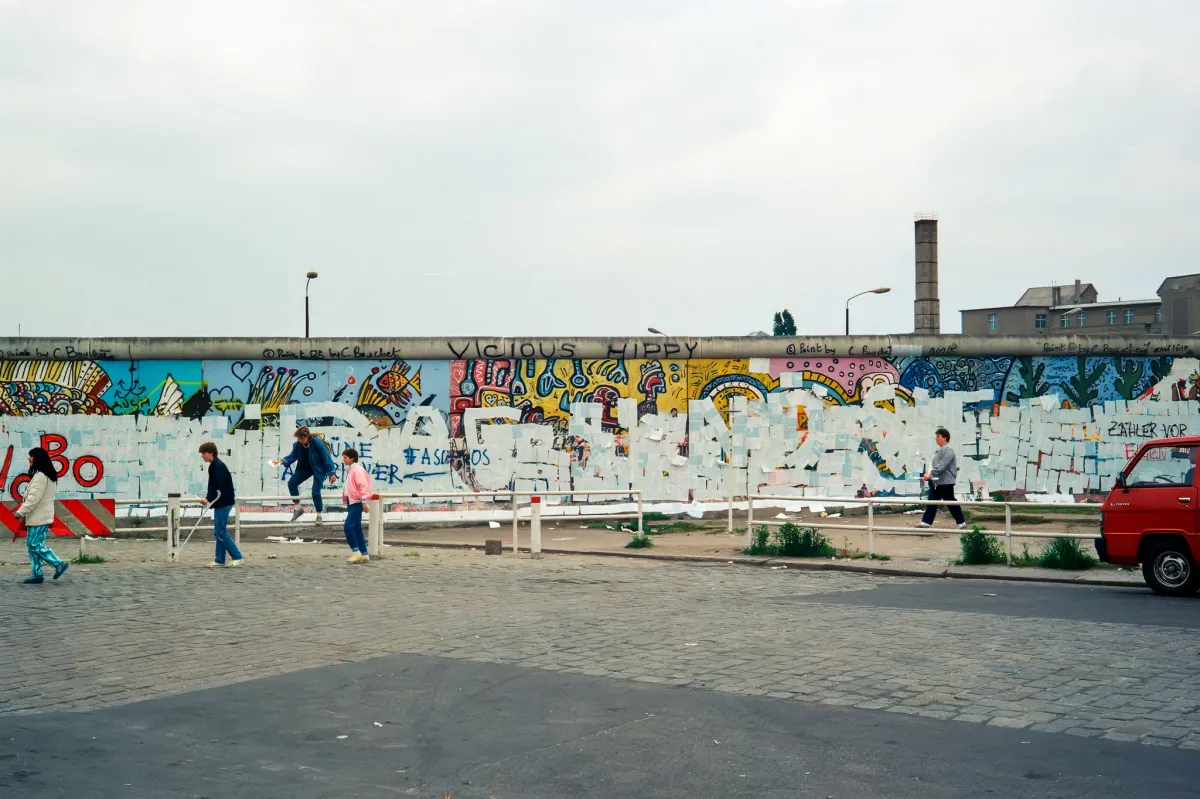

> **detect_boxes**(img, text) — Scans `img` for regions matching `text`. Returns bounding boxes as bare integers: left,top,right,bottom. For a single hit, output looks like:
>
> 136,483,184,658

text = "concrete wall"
2,336,1200,505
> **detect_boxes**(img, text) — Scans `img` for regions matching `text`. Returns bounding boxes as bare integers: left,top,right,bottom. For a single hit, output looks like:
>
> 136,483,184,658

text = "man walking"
199,442,242,568
271,426,338,524
918,427,966,529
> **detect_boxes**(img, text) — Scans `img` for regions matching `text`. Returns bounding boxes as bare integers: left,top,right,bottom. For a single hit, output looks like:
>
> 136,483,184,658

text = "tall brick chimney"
914,215,940,334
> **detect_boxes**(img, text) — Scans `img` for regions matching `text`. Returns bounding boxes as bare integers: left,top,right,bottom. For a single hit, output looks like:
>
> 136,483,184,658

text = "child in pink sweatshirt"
341,448,373,563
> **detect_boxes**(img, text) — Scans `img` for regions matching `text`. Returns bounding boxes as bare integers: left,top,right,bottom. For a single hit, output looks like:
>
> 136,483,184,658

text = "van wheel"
1141,541,1198,596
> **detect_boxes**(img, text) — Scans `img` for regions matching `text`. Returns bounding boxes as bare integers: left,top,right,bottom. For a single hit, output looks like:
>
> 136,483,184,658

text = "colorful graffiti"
0,360,113,415
1,354,1197,502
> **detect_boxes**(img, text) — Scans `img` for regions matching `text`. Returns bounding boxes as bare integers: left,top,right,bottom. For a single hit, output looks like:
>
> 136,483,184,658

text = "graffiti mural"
203,360,328,430
329,360,448,429
0,353,1197,502
0,360,113,415
449,358,516,439
689,359,779,418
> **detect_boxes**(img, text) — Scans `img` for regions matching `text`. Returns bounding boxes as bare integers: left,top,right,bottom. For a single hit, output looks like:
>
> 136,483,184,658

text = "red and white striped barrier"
0,499,116,538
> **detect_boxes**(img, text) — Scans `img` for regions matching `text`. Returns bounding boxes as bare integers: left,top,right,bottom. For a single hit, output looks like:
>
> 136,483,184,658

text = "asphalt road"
3,652,1194,799
783,578,1200,628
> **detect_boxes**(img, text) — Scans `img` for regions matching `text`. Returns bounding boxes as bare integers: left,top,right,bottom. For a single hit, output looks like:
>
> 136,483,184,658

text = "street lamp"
647,327,666,336
1058,306,1082,329
845,287,891,335
305,271,319,338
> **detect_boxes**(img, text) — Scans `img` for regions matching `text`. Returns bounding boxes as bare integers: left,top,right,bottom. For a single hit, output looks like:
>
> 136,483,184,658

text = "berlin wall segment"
1,336,1198,506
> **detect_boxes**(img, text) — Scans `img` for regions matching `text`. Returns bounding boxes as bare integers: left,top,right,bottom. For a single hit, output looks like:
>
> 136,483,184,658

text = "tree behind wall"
773,310,796,336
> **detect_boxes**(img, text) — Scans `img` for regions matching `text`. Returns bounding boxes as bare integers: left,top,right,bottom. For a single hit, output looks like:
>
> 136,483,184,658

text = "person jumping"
271,426,337,524
15,447,69,585
340,447,373,564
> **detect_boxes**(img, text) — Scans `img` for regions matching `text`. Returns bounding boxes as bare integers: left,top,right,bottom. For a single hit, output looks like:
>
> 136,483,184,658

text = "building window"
1124,309,1134,324
1035,313,1047,329
987,313,997,331
1060,314,1070,328
1156,306,1162,323
1107,310,1117,325
1077,311,1087,327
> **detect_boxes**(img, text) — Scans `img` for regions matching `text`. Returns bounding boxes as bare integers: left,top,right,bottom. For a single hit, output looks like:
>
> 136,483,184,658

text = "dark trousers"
922,483,965,526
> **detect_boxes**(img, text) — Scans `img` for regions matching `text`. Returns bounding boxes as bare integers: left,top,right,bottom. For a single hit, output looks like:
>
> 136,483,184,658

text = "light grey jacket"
929,445,958,487
16,472,56,527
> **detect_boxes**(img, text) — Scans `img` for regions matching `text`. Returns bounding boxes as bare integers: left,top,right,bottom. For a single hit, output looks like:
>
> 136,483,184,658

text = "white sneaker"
226,559,243,568
957,522,967,529
290,506,304,522
315,514,323,526
913,521,932,528
347,553,361,563
357,554,370,564
205,562,222,568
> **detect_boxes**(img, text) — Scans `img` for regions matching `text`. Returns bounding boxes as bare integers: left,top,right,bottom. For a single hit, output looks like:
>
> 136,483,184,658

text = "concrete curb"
379,538,1143,588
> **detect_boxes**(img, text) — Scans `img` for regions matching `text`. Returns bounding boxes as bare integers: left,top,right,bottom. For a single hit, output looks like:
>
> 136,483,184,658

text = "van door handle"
1179,497,1193,504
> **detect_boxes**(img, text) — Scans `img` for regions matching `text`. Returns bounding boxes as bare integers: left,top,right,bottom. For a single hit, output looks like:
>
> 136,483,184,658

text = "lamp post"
305,271,319,338
1059,306,1081,329
845,287,891,335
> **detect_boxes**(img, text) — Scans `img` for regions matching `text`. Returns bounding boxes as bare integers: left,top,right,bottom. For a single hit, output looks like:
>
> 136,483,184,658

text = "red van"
1097,436,1200,595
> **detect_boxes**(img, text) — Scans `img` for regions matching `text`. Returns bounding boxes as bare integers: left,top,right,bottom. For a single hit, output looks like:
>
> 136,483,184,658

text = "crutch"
178,491,219,557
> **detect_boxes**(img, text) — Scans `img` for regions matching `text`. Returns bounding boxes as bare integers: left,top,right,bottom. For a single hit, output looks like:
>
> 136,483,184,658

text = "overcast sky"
2,1,1196,339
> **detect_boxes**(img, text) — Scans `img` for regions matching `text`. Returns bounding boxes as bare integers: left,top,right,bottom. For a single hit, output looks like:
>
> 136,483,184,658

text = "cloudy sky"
2,1,1196,339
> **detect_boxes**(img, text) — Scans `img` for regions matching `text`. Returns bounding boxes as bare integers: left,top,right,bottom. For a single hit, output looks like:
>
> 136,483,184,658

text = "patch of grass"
743,525,772,556
625,531,653,549
848,552,892,561
957,526,1004,565
966,512,1054,525
741,523,835,558
1011,542,1037,566
1035,537,1098,570
641,512,673,522
981,539,1097,570
72,552,105,564
777,524,836,557
403,552,420,558
650,521,707,533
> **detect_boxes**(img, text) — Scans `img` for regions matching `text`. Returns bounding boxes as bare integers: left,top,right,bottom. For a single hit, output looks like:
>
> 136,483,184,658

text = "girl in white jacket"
15,447,69,584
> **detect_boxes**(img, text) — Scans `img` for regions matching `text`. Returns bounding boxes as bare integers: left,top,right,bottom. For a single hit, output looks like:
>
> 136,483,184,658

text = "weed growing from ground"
958,526,1004,565
741,523,835,557
1035,537,1098,570
625,531,653,549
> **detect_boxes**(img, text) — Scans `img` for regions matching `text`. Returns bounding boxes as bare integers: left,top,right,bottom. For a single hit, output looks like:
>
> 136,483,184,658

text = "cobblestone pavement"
2,541,1198,751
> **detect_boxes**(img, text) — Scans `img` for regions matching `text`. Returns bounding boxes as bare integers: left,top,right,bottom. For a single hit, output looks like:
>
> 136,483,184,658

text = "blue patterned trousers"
26,525,67,579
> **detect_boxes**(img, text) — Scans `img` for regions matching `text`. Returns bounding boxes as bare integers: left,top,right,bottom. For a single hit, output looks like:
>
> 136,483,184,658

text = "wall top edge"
0,336,1196,361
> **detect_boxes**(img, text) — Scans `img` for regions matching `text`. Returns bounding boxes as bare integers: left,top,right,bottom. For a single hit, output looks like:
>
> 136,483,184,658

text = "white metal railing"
747,493,1101,566
97,489,1102,569
136,489,643,563
375,489,643,560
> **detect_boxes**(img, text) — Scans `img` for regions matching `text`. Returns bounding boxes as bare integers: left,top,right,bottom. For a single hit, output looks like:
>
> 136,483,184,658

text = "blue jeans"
26,524,67,579
212,506,242,564
344,503,367,555
287,464,325,512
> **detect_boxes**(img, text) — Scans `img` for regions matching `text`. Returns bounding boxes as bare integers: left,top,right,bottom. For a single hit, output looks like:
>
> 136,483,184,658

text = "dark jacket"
281,436,337,479
206,458,236,509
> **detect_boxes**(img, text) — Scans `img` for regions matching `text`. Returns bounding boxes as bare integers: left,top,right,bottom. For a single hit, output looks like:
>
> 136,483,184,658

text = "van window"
1125,445,1198,488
